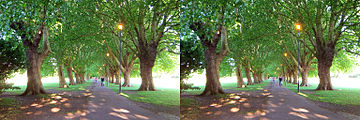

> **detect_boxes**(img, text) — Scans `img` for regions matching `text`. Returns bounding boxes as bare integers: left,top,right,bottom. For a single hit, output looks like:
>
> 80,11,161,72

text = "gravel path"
82,81,167,120
263,80,347,120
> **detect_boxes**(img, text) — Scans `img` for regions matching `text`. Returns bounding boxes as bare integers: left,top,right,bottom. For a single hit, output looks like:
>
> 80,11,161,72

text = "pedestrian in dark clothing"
279,77,283,86
101,77,105,86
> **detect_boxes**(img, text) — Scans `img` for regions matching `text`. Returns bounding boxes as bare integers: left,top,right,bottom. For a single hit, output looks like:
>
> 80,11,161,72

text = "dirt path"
80,81,169,120
263,80,347,120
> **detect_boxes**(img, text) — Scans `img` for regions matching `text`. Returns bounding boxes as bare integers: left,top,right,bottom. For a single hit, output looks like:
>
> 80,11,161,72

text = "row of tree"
181,0,359,95
0,0,179,95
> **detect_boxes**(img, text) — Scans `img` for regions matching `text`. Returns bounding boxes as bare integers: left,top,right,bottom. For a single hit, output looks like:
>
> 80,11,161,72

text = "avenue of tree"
180,0,360,95
0,0,179,95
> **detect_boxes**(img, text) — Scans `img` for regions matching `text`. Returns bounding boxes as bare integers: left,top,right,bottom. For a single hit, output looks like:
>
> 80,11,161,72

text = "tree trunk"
21,50,47,95
122,70,132,87
86,74,90,80
80,73,85,83
252,72,259,84
244,64,253,85
257,73,262,82
316,58,333,90
138,60,155,91
292,71,298,84
115,71,120,85
20,26,51,96
200,48,224,95
236,65,246,88
58,63,67,88
111,74,114,83
300,67,310,86
75,73,80,84
66,66,75,85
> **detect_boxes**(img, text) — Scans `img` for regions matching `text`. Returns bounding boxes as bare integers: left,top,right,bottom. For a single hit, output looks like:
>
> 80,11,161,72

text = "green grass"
183,80,271,95
106,82,180,107
180,98,198,108
4,80,93,95
0,98,19,108
286,83,360,105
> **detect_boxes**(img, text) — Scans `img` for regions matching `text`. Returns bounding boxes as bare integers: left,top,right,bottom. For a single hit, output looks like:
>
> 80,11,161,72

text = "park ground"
181,73,360,120
0,73,180,120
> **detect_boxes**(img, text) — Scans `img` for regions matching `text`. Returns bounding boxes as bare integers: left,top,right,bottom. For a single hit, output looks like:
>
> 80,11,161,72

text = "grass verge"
0,98,20,119
4,80,93,95
183,79,271,95
286,83,360,105
106,82,180,107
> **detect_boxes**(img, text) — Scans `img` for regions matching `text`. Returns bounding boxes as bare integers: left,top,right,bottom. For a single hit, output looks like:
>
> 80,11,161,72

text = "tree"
94,0,180,91
2,1,57,95
273,0,360,90
0,39,25,93
182,0,243,95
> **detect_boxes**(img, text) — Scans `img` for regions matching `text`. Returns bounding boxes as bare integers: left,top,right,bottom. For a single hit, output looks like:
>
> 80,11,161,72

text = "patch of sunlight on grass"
286,83,360,105
119,93,129,98
297,92,308,97
106,82,180,106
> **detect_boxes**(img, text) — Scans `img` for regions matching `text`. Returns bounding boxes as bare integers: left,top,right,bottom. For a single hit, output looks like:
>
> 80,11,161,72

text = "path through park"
82,81,167,120
263,80,346,120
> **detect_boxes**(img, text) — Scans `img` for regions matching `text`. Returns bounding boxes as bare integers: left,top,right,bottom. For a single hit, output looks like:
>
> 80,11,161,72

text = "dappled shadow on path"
263,80,343,120
14,90,90,120
80,81,161,120
181,90,270,120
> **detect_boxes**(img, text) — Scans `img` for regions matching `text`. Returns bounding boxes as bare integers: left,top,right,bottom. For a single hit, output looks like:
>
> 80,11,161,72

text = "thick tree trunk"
20,26,50,96
21,50,47,95
75,73,81,84
138,61,155,91
66,66,75,85
257,73,262,82
244,64,253,85
289,72,293,84
252,72,259,84
58,64,67,88
122,70,132,87
110,74,114,83
316,58,333,90
200,48,224,95
115,71,120,85
86,74,90,80
300,67,310,86
80,73,85,83
292,71,298,84
236,65,246,88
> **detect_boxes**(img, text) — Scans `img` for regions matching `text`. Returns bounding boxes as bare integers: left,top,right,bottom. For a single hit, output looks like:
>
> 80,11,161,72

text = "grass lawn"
4,80,93,95
286,83,360,105
183,79,271,95
106,82,180,107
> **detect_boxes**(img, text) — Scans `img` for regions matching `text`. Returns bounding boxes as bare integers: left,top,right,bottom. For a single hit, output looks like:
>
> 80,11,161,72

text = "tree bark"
292,71,298,84
138,60,155,91
110,74,114,83
115,71,120,85
58,63,67,88
21,50,47,95
316,58,333,90
79,73,85,83
20,26,51,96
236,65,246,88
244,64,253,85
200,47,224,95
252,72,258,84
75,72,81,84
300,67,310,86
122,70,132,87
66,66,75,85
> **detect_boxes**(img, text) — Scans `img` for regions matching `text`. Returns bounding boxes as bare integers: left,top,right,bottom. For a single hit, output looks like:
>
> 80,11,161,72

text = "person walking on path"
101,77,105,86
279,76,283,87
